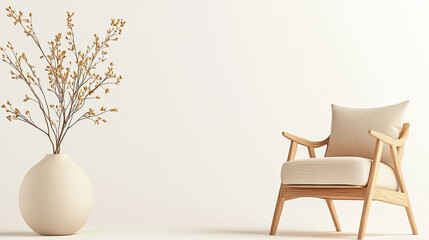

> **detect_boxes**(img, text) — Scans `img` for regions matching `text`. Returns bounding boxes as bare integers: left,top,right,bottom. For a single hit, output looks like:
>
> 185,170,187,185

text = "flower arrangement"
1,7,125,154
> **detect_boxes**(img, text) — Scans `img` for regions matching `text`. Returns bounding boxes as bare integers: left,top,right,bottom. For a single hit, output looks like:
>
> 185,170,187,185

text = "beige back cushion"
325,101,408,168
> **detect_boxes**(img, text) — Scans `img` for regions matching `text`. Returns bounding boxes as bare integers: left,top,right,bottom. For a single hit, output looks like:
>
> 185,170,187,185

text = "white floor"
0,227,427,240
2,197,427,240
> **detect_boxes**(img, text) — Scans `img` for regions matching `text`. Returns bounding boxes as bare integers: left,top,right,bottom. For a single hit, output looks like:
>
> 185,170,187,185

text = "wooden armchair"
269,103,418,240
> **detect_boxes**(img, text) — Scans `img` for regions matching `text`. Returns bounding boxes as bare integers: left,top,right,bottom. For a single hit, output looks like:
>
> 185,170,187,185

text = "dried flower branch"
1,7,125,154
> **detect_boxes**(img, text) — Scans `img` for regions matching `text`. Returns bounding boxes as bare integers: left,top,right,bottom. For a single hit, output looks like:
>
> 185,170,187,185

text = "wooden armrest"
282,131,329,148
368,130,406,147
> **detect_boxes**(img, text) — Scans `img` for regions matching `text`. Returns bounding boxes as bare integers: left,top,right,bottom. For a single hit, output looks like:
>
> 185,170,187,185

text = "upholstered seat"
281,157,398,190
270,101,418,239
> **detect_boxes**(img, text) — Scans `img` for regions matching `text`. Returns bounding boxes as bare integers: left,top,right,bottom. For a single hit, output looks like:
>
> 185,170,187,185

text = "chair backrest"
325,101,409,168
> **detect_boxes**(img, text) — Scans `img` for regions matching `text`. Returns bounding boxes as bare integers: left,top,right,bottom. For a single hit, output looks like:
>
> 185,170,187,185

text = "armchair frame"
269,123,417,239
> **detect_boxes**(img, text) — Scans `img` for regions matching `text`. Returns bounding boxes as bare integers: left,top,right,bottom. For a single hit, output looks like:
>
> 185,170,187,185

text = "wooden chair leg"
389,145,418,235
405,204,418,235
358,140,383,240
270,185,285,235
357,197,373,240
325,199,341,232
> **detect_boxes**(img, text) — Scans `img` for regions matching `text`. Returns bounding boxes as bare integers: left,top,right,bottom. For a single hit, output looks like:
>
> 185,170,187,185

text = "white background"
0,0,428,239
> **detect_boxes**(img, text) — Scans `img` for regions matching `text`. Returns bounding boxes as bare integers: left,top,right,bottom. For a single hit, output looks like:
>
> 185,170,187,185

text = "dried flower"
1,7,125,154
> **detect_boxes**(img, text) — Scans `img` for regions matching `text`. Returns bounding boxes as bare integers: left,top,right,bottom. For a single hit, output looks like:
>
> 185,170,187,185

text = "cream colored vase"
19,154,93,235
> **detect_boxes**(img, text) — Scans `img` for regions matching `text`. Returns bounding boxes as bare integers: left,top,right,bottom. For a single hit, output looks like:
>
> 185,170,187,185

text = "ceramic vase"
19,154,93,235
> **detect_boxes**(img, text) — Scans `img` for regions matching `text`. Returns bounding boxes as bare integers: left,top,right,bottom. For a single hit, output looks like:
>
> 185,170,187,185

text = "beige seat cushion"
325,101,408,168
281,157,398,190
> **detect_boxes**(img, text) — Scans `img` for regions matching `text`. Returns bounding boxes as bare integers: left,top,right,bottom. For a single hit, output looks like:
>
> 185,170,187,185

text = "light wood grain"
389,144,418,234
287,141,298,161
282,131,329,148
286,185,363,189
282,185,366,200
270,123,417,240
358,139,383,239
373,188,408,206
270,185,285,235
406,205,418,235
308,145,342,232
307,146,316,158
368,130,406,146
397,123,410,166
325,199,342,232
